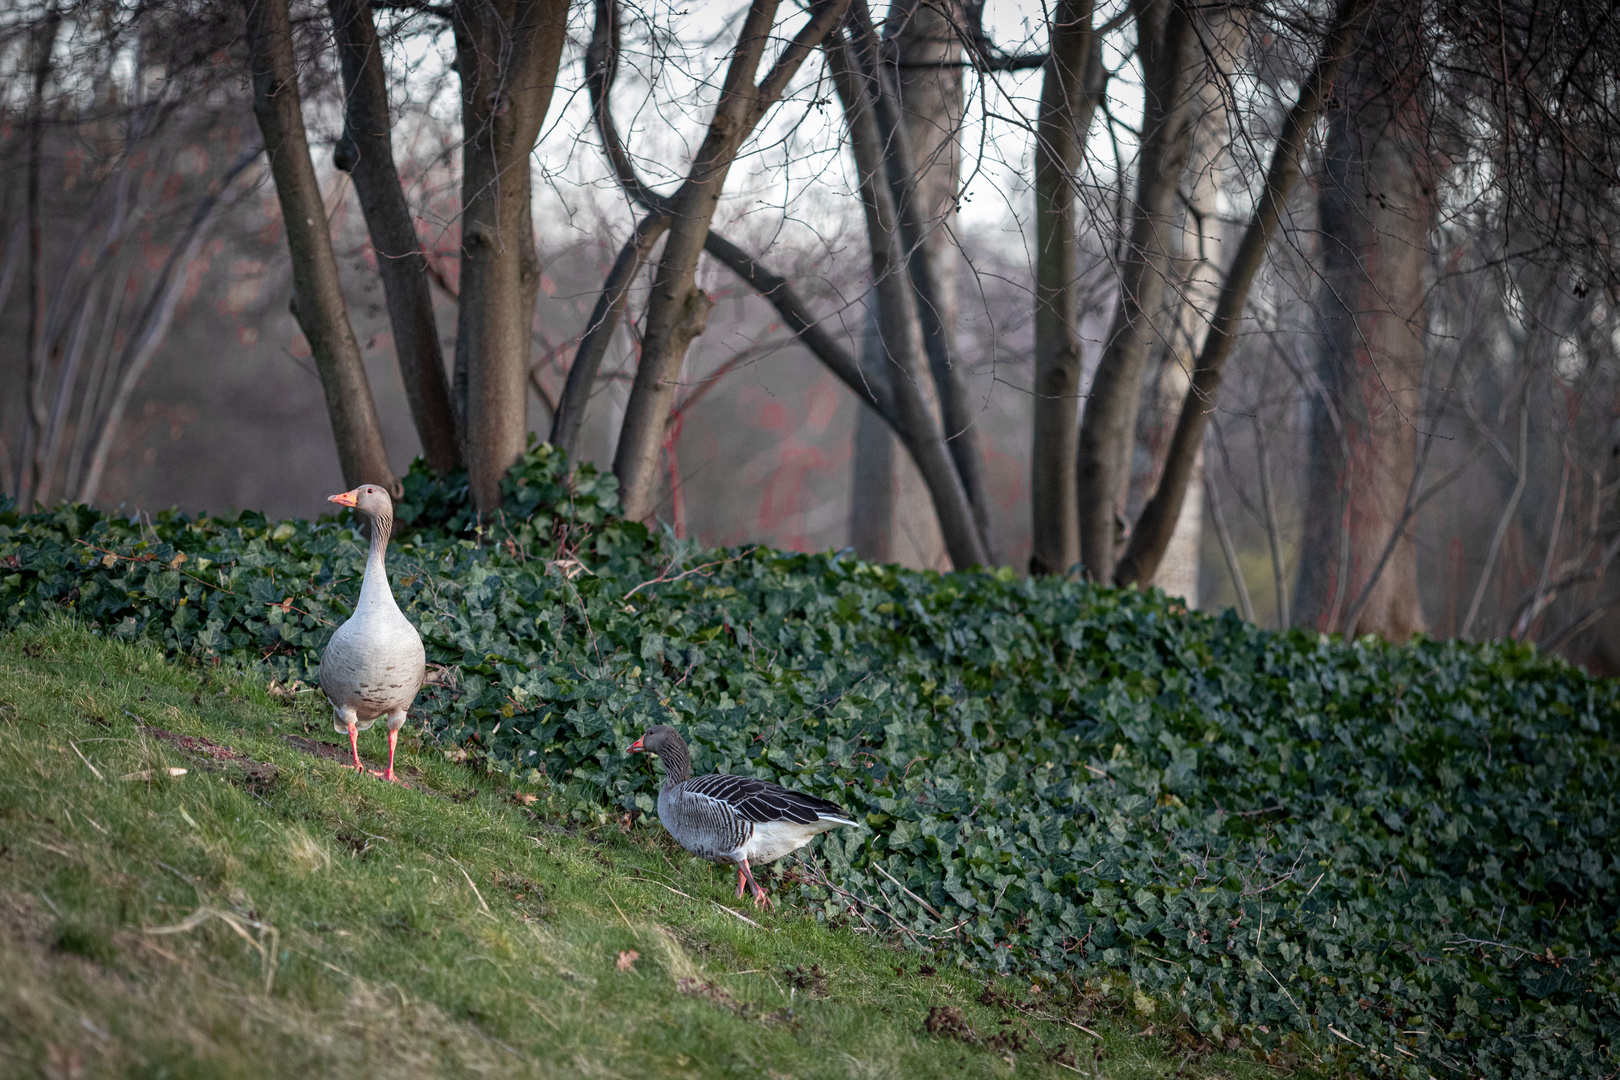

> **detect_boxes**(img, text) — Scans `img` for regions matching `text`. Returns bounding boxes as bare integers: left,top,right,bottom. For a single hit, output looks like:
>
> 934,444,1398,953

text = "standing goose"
319,484,425,783
627,725,858,908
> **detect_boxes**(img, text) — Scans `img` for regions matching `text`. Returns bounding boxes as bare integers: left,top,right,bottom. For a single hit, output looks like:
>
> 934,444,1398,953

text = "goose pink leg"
738,858,773,910
376,727,403,784
346,721,365,773
369,711,407,784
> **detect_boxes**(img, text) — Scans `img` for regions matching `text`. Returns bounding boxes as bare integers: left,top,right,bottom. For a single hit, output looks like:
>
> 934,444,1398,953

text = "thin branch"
1113,0,1378,587
1514,452,1570,639
1205,471,1255,622
1254,417,1289,630
1461,402,1528,639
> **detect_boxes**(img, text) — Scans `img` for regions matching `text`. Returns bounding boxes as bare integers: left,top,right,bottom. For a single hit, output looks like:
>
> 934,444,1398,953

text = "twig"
68,740,104,781
642,878,767,931
1254,416,1290,629
623,547,758,601
1036,1012,1105,1040
144,906,280,994
1515,453,1570,639
608,893,634,931
73,538,238,597
807,865,930,947
1205,476,1255,622
263,599,334,627
873,862,945,920
451,860,491,915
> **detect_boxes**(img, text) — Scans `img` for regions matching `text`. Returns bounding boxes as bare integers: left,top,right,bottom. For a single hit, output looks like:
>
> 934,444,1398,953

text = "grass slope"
0,619,1273,1080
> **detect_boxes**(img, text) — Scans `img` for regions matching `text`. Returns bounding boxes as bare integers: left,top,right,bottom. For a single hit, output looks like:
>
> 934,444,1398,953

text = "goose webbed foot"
370,727,404,783
739,858,773,910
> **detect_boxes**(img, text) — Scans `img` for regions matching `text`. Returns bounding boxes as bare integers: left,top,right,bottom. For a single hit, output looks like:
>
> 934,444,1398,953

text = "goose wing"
679,773,854,826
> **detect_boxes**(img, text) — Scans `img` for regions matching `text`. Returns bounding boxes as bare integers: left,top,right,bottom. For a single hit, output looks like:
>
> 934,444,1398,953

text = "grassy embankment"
0,619,1270,1079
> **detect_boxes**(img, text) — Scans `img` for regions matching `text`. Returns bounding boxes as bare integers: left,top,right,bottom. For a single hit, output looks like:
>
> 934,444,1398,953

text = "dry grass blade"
144,906,279,993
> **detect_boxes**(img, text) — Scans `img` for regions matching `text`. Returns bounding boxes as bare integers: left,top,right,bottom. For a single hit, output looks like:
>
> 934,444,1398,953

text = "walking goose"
627,725,858,908
319,484,424,783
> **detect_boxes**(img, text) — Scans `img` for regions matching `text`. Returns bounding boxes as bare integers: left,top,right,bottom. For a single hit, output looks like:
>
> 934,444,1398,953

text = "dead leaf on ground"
617,949,639,973
120,767,187,780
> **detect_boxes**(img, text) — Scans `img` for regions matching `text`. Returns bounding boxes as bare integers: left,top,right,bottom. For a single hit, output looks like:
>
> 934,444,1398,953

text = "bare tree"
13,6,61,508
1113,0,1376,588
246,0,394,491
829,27,987,568
329,0,461,475
450,0,570,511
1133,4,1250,604
1293,4,1437,640
610,0,853,522
1028,0,1101,577
1074,0,1200,582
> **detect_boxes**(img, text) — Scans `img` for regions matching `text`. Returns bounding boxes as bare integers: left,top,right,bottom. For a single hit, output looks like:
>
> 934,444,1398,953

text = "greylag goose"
319,484,425,783
627,725,858,908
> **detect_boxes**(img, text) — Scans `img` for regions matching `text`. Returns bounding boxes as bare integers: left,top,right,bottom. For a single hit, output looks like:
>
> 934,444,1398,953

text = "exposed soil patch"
676,977,796,1025
784,963,827,996
280,735,433,793
924,1005,976,1043
140,726,277,784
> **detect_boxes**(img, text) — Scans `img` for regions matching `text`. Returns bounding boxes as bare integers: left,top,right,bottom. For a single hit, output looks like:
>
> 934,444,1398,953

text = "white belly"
739,819,841,865
319,613,425,726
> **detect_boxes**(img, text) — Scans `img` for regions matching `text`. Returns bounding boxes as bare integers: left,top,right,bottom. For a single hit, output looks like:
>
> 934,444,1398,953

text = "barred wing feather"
680,774,854,825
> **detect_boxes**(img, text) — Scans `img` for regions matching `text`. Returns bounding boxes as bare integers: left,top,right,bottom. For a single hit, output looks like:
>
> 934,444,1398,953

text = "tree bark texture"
452,0,569,512
15,9,61,507
1112,0,1376,588
850,310,900,561
1293,5,1435,641
829,31,983,568
846,0,953,569
612,0,852,523
1133,5,1250,603
1075,0,1198,581
246,0,395,492
1029,0,1100,576
843,0,994,562
329,0,462,475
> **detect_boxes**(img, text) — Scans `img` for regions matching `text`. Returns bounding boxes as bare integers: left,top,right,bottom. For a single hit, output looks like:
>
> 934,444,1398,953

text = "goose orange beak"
626,737,645,754
328,489,360,508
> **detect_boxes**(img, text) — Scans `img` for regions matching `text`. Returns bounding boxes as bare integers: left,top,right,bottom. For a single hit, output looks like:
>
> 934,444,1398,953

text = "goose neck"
657,741,692,788
357,509,395,609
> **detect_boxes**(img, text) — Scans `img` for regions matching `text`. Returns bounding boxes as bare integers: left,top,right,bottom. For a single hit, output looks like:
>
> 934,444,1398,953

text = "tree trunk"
1294,6,1435,641
830,30,986,569
1029,0,1100,576
613,0,851,522
1133,4,1250,604
16,8,60,507
1075,0,1198,581
451,0,569,512
845,0,995,562
245,0,394,492
1112,0,1375,588
850,310,900,560
329,0,461,475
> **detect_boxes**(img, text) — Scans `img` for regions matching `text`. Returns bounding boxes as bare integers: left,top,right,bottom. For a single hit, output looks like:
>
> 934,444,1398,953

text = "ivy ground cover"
3,447,1618,1078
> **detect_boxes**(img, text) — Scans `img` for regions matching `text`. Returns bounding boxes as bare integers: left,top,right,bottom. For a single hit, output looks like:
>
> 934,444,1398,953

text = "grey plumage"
628,724,858,908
